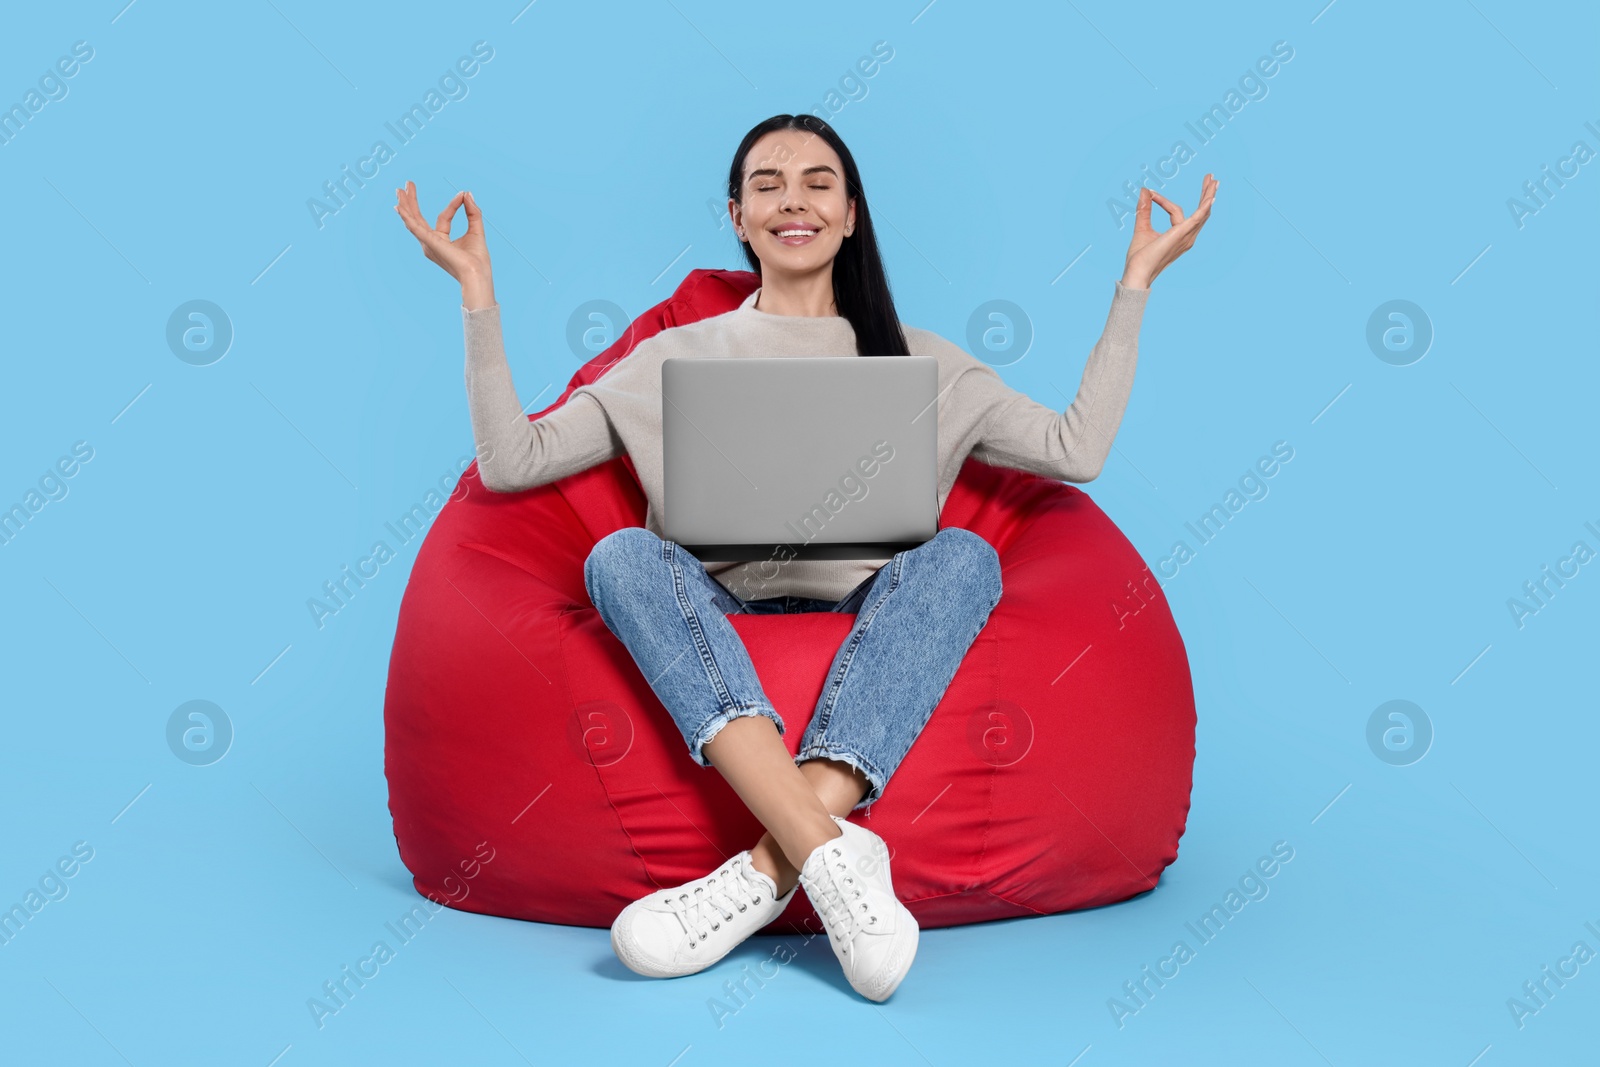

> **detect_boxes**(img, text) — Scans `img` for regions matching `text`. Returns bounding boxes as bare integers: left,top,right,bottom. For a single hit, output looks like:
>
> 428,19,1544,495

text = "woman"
395,113,1215,1002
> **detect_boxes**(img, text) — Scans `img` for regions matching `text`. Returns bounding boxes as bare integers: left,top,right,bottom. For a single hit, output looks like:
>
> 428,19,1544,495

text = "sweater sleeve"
961,280,1150,483
462,303,626,493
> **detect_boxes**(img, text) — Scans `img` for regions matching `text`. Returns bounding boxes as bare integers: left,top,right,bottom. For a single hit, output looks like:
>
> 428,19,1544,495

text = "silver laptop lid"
661,355,939,562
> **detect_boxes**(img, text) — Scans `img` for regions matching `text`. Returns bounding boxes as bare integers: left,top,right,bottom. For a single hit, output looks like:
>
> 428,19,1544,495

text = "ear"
846,197,856,236
729,197,744,240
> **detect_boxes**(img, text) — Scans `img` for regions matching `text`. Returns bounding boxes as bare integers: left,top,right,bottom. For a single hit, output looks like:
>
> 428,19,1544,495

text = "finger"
434,190,466,236
1147,190,1185,227
395,190,428,236
394,190,441,246
1165,176,1216,241
395,182,423,226
404,181,426,225
463,190,485,235
393,189,424,233
398,210,438,251
1180,209,1214,249
1133,186,1154,234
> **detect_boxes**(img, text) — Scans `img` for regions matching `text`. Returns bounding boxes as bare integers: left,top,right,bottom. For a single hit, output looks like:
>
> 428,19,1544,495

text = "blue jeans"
582,525,1003,811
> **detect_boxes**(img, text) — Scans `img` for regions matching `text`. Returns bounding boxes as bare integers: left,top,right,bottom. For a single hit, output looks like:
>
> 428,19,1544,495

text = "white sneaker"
610,850,798,978
799,814,919,1001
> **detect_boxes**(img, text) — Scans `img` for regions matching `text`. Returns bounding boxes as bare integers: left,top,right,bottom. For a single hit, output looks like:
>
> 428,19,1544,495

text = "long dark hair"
726,114,910,357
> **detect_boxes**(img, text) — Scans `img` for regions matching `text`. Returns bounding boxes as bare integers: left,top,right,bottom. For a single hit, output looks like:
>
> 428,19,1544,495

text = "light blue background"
2,1,1595,1063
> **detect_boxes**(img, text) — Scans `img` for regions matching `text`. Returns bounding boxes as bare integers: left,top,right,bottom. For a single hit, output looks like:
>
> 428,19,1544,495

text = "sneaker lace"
810,840,878,953
665,859,764,948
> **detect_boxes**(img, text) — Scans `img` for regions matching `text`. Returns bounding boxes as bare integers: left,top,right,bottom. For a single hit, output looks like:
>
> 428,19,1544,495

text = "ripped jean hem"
795,741,888,812
690,702,786,768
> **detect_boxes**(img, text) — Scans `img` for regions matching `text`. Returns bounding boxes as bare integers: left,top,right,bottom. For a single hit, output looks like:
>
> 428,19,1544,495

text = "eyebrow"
746,165,839,183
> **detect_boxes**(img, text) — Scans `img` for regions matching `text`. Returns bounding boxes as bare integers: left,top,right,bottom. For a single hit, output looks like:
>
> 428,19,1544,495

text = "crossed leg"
586,525,998,900
702,717,866,896
585,527,869,895
705,527,1001,896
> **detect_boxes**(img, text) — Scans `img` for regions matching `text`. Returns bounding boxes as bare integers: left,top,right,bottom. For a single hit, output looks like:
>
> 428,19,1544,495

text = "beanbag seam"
976,607,1002,890
553,605,663,893
458,540,583,606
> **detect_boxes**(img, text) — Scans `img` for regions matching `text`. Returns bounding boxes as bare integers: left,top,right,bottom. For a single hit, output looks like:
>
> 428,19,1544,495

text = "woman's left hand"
1120,174,1218,289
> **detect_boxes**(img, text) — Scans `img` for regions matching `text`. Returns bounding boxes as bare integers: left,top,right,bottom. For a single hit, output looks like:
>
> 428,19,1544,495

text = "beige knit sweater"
462,281,1150,602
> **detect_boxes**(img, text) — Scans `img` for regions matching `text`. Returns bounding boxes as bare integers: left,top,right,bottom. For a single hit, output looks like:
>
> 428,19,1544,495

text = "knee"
584,526,662,601
930,527,1002,607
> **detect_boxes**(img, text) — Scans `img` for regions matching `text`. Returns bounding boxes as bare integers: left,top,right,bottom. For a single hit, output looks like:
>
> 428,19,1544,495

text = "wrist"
1119,271,1151,291
461,273,497,311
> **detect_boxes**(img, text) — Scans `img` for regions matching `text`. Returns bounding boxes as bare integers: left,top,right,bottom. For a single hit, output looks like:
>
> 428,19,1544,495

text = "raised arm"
395,180,623,493
965,174,1218,483
461,302,624,492
962,280,1149,482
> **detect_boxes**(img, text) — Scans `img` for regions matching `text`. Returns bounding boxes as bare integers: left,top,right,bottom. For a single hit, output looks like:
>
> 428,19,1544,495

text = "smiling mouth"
772,227,819,244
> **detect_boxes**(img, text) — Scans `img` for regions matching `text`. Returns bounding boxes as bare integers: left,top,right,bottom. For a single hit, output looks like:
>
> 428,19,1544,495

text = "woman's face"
731,130,855,274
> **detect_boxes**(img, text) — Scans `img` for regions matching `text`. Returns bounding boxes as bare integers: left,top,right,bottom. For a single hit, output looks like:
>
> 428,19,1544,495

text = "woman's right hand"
395,180,496,308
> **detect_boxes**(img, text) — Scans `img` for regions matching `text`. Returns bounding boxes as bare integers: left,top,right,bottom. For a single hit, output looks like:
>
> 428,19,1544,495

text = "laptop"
661,356,940,562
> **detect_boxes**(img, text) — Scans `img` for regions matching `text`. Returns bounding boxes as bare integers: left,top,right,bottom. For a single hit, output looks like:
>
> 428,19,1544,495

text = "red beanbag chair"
383,268,1196,932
